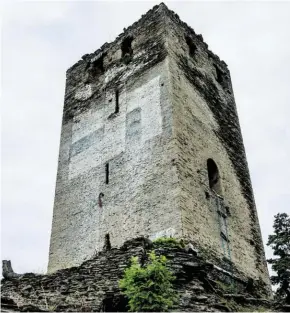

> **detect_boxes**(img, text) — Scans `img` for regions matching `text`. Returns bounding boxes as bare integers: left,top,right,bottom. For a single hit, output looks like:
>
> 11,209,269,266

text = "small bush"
153,237,185,249
119,251,178,312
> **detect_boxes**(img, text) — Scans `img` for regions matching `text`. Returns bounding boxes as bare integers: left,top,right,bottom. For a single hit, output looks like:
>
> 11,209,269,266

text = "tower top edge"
67,2,227,74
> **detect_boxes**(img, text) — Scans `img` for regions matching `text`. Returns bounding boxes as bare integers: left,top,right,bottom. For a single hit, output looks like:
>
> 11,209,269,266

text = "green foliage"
267,213,290,303
153,237,185,249
119,251,178,312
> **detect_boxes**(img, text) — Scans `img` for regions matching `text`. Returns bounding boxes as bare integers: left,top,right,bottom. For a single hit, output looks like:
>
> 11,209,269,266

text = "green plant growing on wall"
119,251,178,312
153,237,185,249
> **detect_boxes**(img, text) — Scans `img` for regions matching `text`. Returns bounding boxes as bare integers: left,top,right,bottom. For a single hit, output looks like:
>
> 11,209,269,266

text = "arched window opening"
207,158,222,195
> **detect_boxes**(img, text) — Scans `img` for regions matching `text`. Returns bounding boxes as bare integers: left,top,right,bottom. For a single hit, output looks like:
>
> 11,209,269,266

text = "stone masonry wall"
49,1,271,296
162,7,271,290
1,238,273,312
49,4,183,273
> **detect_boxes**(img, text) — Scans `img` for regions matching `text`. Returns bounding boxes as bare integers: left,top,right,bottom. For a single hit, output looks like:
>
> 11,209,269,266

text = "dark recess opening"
185,35,197,56
84,55,105,84
104,233,111,251
105,163,109,184
101,295,128,312
121,36,133,57
94,55,104,74
213,64,224,85
115,89,119,113
207,158,222,195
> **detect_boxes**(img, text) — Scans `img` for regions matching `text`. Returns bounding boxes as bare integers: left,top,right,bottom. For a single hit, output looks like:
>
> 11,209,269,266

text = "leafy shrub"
153,237,185,249
119,251,178,312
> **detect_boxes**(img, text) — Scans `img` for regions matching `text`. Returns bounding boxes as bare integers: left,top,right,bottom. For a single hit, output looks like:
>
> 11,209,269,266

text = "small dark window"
185,35,197,56
213,64,224,85
213,64,231,92
115,89,119,113
94,55,104,74
104,233,111,251
105,163,109,184
207,158,222,195
98,192,104,208
121,36,133,64
84,55,104,84
121,36,133,57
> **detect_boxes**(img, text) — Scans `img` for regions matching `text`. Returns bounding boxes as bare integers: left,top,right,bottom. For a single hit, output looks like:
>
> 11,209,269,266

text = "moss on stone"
152,237,185,249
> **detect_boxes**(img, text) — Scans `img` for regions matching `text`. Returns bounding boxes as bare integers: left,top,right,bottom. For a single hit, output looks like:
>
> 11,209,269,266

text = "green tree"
267,213,290,303
119,251,178,312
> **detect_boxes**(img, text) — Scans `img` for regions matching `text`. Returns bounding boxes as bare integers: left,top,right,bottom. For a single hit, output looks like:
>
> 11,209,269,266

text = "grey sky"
1,1,290,274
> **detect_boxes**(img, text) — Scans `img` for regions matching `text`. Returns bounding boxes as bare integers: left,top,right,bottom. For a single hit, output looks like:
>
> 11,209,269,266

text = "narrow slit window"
115,89,119,113
105,163,109,184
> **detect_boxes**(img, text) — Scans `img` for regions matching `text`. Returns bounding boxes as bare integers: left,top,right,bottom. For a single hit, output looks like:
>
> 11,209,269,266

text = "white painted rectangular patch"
140,76,162,143
68,75,162,180
126,75,162,143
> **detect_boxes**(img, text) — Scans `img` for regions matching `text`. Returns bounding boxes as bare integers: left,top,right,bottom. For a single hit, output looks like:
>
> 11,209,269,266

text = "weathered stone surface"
48,1,271,295
1,238,274,312
2,260,22,279
49,7,178,270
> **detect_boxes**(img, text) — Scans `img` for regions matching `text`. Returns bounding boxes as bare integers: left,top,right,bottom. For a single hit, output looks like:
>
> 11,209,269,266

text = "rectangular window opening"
121,36,133,57
105,163,109,184
95,56,104,74
115,89,119,113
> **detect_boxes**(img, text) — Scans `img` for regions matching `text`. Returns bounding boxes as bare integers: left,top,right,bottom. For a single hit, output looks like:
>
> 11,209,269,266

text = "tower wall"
49,3,271,292
165,12,270,286
48,6,183,272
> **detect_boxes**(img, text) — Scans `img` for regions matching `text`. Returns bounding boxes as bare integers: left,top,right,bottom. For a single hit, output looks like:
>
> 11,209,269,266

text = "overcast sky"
1,1,290,274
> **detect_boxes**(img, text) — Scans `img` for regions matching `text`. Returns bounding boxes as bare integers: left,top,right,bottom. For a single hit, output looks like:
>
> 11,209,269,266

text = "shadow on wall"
101,295,128,312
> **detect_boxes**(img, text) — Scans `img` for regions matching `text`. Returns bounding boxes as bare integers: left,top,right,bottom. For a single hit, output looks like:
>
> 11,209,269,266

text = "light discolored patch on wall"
68,76,162,180
149,227,176,241
74,84,93,101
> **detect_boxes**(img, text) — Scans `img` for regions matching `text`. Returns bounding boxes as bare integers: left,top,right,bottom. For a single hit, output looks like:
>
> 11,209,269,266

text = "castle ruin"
48,2,271,292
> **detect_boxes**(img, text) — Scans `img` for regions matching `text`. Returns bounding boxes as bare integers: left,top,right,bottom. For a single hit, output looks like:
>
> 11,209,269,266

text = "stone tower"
48,3,271,290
